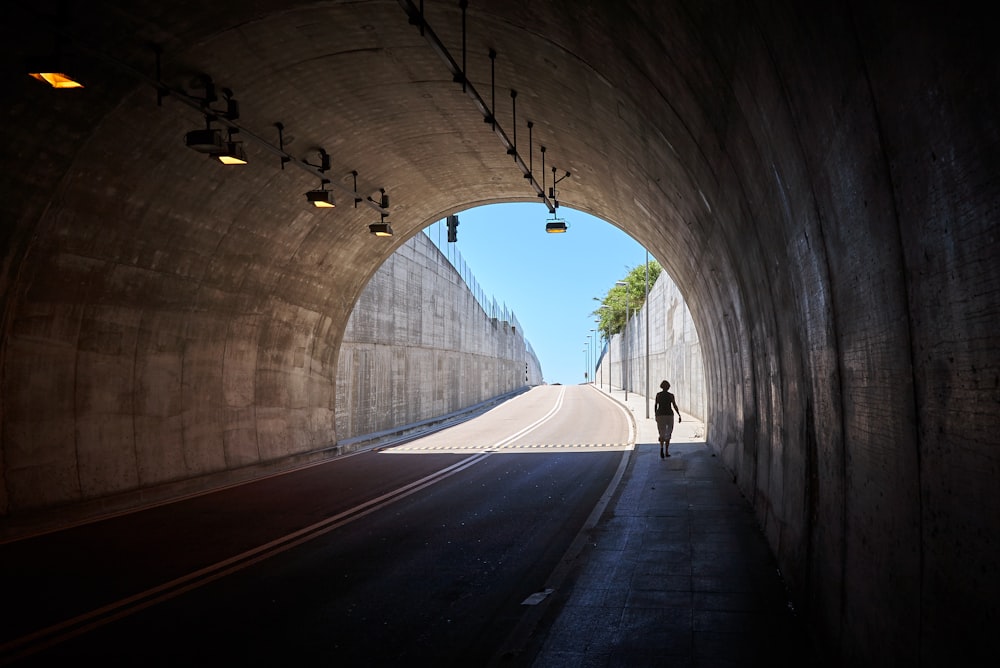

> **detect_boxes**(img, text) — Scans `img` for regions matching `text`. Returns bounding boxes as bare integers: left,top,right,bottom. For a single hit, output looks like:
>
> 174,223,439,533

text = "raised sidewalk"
511,384,818,667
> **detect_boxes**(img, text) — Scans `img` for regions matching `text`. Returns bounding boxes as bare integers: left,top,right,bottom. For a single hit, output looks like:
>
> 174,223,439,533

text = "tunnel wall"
675,5,1000,664
596,271,706,422
336,231,541,441
571,4,998,663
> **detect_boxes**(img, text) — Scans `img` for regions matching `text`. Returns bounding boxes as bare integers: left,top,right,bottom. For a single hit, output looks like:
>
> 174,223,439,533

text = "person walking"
654,380,681,458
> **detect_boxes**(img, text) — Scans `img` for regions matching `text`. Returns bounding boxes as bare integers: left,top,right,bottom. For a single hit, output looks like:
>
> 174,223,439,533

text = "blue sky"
424,202,653,385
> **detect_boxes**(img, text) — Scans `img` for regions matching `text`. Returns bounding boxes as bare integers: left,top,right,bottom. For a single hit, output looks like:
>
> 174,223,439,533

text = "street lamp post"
598,305,609,391
616,281,630,401
605,320,611,391
586,336,591,385
590,328,597,384
645,250,651,418
586,339,592,384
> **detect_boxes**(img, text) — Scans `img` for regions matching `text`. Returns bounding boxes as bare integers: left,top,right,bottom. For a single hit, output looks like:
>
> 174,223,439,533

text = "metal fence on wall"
422,226,523,336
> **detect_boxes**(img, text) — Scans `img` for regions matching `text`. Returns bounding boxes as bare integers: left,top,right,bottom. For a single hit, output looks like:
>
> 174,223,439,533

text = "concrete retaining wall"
597,271,706,422
336,232,541,442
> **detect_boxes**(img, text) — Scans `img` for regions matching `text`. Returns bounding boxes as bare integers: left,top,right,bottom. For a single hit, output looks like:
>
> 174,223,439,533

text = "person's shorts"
656,414,675,441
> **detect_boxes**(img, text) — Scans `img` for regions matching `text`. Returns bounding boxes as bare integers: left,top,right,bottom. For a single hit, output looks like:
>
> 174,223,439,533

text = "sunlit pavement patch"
383,442,634,454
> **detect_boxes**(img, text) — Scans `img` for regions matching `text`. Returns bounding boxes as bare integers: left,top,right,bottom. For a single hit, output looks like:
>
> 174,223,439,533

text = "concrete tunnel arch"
1,2,998,665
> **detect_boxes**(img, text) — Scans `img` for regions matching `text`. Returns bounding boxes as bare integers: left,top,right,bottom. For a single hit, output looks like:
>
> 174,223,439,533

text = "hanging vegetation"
592,260,662,338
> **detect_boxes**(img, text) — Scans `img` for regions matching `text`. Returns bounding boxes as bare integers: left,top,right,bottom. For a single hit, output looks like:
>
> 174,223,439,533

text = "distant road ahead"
1,385,633,666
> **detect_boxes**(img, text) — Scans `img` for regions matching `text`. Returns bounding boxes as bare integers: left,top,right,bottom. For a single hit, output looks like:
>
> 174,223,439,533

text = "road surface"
0,385,633,666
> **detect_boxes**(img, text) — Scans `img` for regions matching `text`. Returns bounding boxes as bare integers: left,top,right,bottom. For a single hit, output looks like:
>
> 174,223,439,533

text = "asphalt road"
0,385,633,666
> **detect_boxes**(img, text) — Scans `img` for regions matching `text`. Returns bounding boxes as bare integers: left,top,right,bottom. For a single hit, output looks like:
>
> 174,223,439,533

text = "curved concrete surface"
1,2,997,664
337,231,542,442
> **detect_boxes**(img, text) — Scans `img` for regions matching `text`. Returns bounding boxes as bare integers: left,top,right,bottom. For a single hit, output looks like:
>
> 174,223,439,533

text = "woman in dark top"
654,380,681,458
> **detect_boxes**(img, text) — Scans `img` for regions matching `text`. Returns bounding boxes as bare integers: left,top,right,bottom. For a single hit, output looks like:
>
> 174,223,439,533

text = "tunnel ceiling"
5,0,722,328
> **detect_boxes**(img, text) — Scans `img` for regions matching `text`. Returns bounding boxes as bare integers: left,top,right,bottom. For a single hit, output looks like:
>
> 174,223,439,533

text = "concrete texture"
337,231,541,442
1,2,998,665
597,267,707,421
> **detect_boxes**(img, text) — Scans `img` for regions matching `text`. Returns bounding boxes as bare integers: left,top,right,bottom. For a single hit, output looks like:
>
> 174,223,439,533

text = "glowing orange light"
29,72,83,88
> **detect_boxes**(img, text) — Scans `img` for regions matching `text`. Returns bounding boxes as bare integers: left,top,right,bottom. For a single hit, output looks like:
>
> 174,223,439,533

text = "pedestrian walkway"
506,385,817,667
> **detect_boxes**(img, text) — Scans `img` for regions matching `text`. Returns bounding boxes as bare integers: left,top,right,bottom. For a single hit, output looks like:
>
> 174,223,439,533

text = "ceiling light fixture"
216,128,246,165
184,127,223,154
545,219,568,233
25,41,395,218
37,45,394,218
304,149,336,207
29,71,83,89
217,141,247,165
27,40,83,89
306,188,336,208
369,189,393,236
184,84,246,163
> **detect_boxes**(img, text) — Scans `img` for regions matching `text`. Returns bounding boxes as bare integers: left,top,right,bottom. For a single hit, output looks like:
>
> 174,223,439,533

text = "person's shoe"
660,448,664,459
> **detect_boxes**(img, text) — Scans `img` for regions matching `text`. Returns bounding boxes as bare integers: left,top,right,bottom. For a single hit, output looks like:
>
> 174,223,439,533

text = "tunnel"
1,1,997,664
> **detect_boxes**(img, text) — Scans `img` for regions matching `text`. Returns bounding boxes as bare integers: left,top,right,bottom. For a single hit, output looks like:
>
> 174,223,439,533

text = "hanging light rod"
164,85,386,213
274,123,291,170
303,148,335,207
24,20,389,215
368,189,393,236
398,0,558,214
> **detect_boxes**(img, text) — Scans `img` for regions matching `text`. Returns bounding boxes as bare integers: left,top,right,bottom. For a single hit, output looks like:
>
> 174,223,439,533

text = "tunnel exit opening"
336,201,707,451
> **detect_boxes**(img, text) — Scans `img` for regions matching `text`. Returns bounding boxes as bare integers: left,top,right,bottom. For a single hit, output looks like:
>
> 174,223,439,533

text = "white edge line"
488,386,636,665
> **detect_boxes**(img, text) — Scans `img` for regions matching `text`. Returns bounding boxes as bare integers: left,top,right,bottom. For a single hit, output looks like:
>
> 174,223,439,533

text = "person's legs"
663,418,675,456
655,415,668,458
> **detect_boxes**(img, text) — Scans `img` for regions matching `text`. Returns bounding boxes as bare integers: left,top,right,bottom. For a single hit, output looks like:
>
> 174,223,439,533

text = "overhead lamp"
545,219,568,233
27,46,83,89
217,140,247,165
185,127,246,165
215,128,246,165
368,189,392,236
220,88,240,121
29,71,84,89
186,111,247,164
303,148,336,207
306,188,336,208
185,127,223,154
